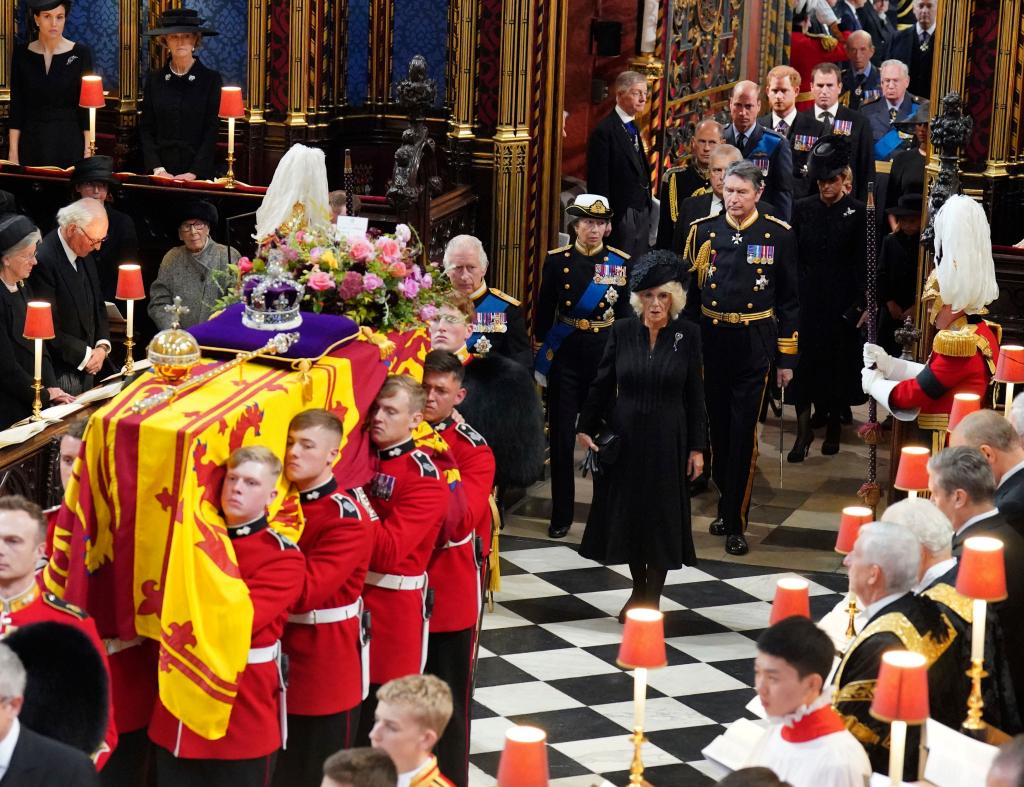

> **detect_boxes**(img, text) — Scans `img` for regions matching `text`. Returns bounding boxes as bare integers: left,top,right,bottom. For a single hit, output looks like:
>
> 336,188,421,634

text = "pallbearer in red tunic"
746,617,871,787
421,351,496,786
357,377,450,745
149,447,305,787
272,409,375,787
863,195,1001,451
0,495,118,769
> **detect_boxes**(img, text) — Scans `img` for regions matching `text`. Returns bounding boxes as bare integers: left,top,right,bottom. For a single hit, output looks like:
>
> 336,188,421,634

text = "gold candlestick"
224,116,237,189
30,378,43,421
845,592,859,638
962,658,987,735
628,727,652,786
124,335,135,376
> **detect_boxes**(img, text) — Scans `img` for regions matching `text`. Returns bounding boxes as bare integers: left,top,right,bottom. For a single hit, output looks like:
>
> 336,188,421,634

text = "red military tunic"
428,418,495,633
364,438,449,684
148,516,305,759
890,321,999,415
0,582,119,769
408,755,456,786
791,31,849,111
283,477,375,716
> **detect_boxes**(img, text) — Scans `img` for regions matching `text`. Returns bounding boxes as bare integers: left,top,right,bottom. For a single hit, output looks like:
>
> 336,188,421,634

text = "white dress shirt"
913,557,958,594
0,717,21,782
614,104,635,125
955,508,1000,541
862,591,905,622
772,109,798,132
999,458,1024,488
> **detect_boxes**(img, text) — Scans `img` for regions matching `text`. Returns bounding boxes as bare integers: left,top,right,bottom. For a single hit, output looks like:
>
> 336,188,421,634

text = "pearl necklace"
169,61,193,77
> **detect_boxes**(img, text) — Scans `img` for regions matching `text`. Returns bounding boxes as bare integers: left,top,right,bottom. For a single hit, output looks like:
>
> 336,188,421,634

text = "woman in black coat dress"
9,0,93,168
577,250,706,621
140,8,222,181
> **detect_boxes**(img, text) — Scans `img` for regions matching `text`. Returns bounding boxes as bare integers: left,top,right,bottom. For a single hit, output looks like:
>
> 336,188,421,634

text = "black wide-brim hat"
70,155,118,186
145,7,218,36
0,212,38,254
180,199,218,227
894,100,930,129
887,193,923,217
807,134,852,182
630,249,687,292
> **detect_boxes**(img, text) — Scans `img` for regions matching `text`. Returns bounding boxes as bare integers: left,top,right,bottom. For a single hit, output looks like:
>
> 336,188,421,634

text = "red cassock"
890,322,999,415
282,478,375,716
428,419,495,633
148,519,305,759
0,583,118,769
791,31,849,111
364,438,449,684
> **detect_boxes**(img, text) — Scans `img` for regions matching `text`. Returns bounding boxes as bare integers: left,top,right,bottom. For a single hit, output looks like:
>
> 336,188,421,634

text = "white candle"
126,299,134,339
888,719,907,787
1008,382,1016,417
89,107,97,150
633,667,647,730
971,599,986,663
228,116,235,156
908,490,918,499
33,338,41,380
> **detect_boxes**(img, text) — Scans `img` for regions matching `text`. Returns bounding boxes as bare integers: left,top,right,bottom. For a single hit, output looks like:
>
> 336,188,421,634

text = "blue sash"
534,279,612,383
749,130,782,159
468,292,509,352
875,103,918,160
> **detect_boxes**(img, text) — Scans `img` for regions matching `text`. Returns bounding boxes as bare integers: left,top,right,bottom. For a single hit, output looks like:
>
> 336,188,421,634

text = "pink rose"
339,271,363,299
307,271,335,291
388,261,408,278
238,257,253,274
422,273,432,288
395,224,412,245
295,230,307,243
309,246,323,262
376,237,402,264
418,304,438,322
399,278,420,299
363,273,384,291
349,237,374,262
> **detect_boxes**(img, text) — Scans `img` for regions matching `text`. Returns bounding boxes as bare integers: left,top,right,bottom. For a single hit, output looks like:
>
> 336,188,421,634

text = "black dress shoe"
822,420,841,455
709,518,727,536
548,523,571,539
726,534,749,555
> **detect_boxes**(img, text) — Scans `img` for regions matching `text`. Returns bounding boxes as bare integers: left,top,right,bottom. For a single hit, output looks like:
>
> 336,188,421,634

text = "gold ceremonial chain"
131,333,300,414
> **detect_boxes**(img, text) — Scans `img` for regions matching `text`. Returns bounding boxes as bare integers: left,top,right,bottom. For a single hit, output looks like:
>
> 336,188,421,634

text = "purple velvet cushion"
189,303,359,360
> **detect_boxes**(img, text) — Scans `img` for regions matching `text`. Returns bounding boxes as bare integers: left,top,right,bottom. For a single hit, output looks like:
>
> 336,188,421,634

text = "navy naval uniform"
841,64,882,111
534,241,632,534
655,164,711,250
467,283,532,369
683,209,799,537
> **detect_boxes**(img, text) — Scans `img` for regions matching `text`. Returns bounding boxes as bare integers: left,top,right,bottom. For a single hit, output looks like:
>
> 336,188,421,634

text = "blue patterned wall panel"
16,0,119,90
347,0,369,106
390,0,447,106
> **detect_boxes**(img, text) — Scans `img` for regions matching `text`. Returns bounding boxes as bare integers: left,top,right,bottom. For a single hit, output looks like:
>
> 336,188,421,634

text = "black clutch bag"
580,430,622,477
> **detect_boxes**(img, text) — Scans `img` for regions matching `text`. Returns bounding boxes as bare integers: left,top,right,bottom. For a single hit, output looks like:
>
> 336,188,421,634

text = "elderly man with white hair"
881,497,955,592
442,234,531,368
834,522,961,778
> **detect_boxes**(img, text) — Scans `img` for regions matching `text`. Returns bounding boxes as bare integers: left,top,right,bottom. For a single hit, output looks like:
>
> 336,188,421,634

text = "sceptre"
857,183,882,514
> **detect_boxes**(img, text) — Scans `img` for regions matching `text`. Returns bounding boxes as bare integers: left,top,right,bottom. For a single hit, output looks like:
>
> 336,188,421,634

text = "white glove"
795,0,839,25
862,367,883,395
863,343,894,377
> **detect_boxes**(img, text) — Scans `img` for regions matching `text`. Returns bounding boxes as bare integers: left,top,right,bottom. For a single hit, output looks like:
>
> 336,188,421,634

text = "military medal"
752,157,770,175
855,86,862,96
833,119,853,136
732,232,743,245
793,134,817,152
747,244,775,266
593,264,627,285
755,274,769,291
605,287,619,304
471,312,508,334
369,472,396,501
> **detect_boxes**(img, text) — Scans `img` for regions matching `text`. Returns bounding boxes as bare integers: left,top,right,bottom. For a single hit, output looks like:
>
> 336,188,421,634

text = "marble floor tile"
690,601,773,631
592,696,716,732
480,603,532,630
468,716,515,754
473,680,584,716
501,545,599,573
503,647,619,682
541,616,636,648
723,572,836,600
493,573,571,601
642,662,747,697
553,734,681,773
667,631,761,663
574,588,686,617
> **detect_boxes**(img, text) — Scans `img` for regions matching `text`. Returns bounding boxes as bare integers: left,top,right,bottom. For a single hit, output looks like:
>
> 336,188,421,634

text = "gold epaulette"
547,243,572,255
922,582,974,623
43,593,87,620
690,185,712,198
986,319,1003,345
764,215,792,230
667,168,680,223
777,332,799,355
689,213,718,226
933,327,982,358
839,91,850,107
606,245,631,260
487,287,521,307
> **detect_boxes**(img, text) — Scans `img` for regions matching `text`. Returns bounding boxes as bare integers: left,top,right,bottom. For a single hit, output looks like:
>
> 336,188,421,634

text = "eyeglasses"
181,222,209,234
76,225,106,249
428,314,468,326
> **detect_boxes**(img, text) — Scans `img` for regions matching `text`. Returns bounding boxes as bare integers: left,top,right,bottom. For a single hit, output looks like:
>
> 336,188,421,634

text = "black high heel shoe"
788,409,814,463
822,420,841,455
787,437,813,463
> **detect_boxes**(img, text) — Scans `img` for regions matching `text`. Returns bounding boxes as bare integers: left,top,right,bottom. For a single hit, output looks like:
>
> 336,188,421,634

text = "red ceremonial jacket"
791,31,849,111
364,438,449,683
282,477,374,716
890,321,999,415
428,418,495,633
0,582,118,769
148,517,305,760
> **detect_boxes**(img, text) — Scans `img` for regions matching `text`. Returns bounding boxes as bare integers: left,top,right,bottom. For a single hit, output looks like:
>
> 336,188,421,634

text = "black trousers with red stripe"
425,627,476,787
270,709,360,787
701,320,773,536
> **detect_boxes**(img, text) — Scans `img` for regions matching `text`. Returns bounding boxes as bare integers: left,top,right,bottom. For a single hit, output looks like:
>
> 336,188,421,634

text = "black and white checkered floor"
467,535,850,786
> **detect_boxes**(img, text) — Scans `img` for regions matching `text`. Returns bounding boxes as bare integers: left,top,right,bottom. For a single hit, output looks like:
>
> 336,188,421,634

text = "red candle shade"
870,650,930,724
79,75,105,108
23,301,54,340
617,608,667,669
116,264,145,300
835,506,874,554
497,726,549,787
770,578,811,625
995,345,1024,384
956,536,1008,602
219,86,245,118
947,392,982,433
894,446,931,492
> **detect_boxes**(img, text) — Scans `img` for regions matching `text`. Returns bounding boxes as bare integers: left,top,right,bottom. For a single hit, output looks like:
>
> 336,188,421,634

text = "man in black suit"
889,0,937,98
951,410,1024,534
27,198,110,395
723,80,793,220
0,643,98,786
587,71,653,260
800,62,875,201
857,0,895,64
840,31,882,110
927,445,1024,716
759,65,828,200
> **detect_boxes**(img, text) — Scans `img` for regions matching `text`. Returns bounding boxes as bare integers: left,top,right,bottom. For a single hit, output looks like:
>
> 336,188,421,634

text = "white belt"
246,640,287,748
104,636,145,656
444,532,474,549
365,571,427,591
247,640,282,664
288,598,363,625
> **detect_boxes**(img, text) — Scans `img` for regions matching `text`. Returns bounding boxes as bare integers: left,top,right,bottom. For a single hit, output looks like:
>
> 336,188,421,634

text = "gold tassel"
297,359,313,402
358,326,396,359
695,239,713,288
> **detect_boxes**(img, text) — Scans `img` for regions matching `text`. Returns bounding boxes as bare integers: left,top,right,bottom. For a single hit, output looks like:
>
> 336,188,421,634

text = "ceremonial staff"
858,183,881,514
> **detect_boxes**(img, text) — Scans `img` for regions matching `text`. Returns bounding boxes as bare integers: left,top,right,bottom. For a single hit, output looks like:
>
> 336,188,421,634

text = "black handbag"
580,430,622,477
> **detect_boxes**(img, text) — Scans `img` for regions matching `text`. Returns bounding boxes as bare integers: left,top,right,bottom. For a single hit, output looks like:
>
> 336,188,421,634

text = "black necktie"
820,111,833,130
736,132,747,149
919,30,930,51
